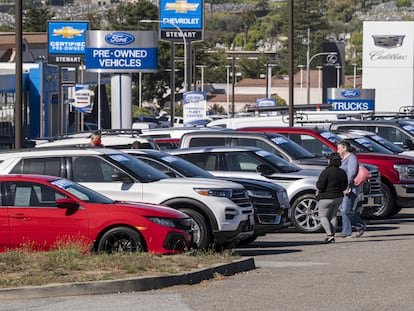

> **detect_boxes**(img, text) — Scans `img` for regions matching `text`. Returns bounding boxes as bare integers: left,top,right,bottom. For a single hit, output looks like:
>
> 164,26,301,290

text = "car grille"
364,166,381,195
230,189,253,208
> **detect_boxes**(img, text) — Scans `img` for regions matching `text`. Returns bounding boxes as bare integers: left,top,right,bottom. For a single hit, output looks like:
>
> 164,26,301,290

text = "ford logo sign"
105,32,135,45
341,89,361,98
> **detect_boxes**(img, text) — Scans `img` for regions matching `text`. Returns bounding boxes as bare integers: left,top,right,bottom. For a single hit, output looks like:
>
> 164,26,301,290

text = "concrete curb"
0,257,255,300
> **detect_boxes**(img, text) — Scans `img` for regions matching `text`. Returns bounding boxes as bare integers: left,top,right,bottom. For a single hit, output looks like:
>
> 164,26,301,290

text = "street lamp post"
336,64,342,88
196,65,205,92
306,51,337,105
225,65,230,116
298,65,305,104
140,19,188,92
316,65,323,104
352,63,357,88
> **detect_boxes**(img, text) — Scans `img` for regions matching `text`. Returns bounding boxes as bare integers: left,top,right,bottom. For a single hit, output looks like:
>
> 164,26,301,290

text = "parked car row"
6,116,414,255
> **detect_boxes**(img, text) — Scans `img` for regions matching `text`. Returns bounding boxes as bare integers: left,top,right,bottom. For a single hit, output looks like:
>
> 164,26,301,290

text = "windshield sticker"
271,137,288,145
51,179,74,189
256,150,272,157
110,154,129,162
354,138,371,148
161,155,177,163
402,125,414,133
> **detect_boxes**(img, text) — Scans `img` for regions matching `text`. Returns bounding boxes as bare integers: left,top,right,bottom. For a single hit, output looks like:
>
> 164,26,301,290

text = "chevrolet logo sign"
52,27,84,39
165,0,199,13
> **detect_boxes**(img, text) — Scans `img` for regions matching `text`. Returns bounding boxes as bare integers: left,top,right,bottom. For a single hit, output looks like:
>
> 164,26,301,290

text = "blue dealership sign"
327,88,375,112
85,31,158,73
48,21,88,65
159,0,204,41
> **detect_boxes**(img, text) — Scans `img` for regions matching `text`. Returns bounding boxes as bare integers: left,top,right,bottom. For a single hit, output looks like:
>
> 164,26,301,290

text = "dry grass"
0,240,239,288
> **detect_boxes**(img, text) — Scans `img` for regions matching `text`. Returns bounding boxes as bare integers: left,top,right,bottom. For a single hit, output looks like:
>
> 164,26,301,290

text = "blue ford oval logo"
341,89,361,98
105,32,135,45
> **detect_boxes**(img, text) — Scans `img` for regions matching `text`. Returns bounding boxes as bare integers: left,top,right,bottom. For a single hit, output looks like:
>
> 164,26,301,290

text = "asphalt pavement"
1,208,414,311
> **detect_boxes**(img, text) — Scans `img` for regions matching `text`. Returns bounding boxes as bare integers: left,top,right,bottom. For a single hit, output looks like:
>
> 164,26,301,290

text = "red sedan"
0,175,192,255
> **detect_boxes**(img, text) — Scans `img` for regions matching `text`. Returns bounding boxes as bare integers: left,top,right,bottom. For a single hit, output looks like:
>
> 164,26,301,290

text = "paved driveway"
2,208,414,311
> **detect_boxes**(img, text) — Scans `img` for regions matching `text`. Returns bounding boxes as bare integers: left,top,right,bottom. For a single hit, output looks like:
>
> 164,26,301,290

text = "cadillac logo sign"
372,35,405,49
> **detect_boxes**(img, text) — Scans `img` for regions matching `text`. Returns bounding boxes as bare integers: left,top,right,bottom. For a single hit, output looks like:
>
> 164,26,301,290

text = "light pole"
306,51,337,105
196,65,205,92
265,64,277,98
140,19,188,92
336,64,342,88
316,65,323,104
298,65,305,104
225,65,230,116
352,63,357,88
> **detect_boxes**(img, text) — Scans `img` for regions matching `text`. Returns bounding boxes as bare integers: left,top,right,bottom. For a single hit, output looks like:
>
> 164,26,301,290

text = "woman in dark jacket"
316,153,348,243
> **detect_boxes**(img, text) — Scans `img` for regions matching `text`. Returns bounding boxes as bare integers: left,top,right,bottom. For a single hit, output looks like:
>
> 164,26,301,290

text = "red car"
239,126,414,218
0,174,192,254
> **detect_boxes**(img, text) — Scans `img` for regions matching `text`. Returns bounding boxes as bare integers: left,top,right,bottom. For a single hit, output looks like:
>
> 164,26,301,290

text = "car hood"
101,201,189,218
155,177,244,189
357,152,414,164
266,169,321,180
293,158,328,170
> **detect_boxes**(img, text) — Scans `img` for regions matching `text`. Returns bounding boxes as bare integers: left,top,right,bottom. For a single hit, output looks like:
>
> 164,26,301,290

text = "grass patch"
0,244,240,288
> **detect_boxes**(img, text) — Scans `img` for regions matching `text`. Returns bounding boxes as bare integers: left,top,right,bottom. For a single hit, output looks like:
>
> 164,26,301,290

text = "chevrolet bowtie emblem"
52,27,84,39
165,0,199,13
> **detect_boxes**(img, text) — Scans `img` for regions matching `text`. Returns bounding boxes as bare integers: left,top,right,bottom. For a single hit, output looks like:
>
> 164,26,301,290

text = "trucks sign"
327,88,375,112
85,31,158,73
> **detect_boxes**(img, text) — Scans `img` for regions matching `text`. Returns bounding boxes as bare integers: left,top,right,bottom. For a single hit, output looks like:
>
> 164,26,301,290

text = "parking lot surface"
2,208,414,311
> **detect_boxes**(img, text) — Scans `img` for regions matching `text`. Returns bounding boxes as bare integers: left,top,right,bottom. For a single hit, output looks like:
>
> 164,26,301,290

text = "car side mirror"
256,164,274,174
56,198,79,209
403,139,414,150
112,172,134,183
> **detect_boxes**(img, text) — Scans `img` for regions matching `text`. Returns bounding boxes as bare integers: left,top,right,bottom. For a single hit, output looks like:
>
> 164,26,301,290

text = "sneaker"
355,226,367,238
323,235,335,244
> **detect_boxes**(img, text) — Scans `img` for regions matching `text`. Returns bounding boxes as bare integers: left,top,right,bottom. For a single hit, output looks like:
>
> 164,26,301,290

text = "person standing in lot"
316,153,348,243
337,140,367,238
89,131,103,147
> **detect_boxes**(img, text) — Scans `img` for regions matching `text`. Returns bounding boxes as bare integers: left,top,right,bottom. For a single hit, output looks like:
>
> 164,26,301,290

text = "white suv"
0,147,254,249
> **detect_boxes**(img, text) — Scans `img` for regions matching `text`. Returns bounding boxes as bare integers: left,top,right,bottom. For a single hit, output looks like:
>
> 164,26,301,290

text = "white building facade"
363,21,414,112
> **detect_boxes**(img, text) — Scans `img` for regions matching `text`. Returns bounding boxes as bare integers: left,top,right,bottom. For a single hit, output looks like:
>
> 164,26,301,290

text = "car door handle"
10,213,29,220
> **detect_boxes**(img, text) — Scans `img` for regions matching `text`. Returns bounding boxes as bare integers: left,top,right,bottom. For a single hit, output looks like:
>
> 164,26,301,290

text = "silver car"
169,146,322,233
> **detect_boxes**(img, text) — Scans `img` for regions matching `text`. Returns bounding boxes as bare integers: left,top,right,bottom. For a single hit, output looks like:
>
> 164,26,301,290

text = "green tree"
395,0,412,9
23,8,54,32
278,0,330,74
238,9,256,48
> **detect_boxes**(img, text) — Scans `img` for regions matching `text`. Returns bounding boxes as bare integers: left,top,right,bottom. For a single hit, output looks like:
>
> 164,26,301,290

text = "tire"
368,183,396,219
97,226,146,254
180,208,212,250
290,193,321,233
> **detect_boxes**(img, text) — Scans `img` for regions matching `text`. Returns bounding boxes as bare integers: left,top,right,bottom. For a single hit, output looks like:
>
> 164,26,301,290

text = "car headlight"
146,217,176,228
393,165,414,182
194,188,233,198
277,191,290,206
246,189,273,199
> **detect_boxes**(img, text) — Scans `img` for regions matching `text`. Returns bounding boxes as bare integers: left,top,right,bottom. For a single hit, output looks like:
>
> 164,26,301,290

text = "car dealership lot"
3,208,414,310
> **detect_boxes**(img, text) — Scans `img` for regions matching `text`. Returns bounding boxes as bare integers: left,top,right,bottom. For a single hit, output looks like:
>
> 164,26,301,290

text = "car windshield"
267,134,316,159
158,155,215,178
50,178,114,204
255,150,302,173
367,133,406,153
319,130,343,145
345,136,394,154
400,121,414,135
108,153,168,182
